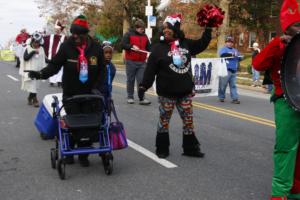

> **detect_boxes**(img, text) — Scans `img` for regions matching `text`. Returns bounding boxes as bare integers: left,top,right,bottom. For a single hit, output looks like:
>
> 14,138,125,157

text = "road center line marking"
112,81,275,127
7,75,19,82
127,139,178,169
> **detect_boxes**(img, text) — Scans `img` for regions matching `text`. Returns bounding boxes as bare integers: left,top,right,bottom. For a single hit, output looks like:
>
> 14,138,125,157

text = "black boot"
182,134,205,158
156,132,170,158
16,57,20,68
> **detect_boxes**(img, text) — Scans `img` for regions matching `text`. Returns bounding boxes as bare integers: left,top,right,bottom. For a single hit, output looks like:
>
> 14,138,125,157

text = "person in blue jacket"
218,36,242,104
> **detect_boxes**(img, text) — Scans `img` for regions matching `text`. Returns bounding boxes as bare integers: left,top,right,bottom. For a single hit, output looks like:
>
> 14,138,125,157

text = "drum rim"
281,33,300,111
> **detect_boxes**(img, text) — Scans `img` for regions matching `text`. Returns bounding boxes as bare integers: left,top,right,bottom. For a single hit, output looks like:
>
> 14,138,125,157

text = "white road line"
7,75,19,82
127,139,178,169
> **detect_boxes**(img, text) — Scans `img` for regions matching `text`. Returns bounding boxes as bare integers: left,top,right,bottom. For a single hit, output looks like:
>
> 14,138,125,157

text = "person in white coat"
20,32,46,107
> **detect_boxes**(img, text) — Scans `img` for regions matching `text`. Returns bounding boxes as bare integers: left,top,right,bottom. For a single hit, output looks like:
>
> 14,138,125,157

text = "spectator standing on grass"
251,42,261,87
218,36,243,104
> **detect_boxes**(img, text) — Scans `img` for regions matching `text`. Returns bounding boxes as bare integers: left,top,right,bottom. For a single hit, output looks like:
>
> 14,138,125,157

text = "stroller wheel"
57,159,66,180
50,148,57,169
101,153,113,175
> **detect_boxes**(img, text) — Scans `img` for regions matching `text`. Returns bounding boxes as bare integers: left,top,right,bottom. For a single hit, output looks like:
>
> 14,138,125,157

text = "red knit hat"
280,0,300,32
70,15,89,34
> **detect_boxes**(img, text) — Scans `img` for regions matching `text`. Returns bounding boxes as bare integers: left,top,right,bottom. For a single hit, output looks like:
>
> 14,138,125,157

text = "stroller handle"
64,94,105,103
51,94,106,117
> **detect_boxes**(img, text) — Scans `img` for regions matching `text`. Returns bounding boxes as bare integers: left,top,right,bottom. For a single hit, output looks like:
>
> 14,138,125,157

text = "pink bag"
109,100,128,150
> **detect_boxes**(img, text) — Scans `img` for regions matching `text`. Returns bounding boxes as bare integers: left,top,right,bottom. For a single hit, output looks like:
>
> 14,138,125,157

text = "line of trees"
35,0,281,51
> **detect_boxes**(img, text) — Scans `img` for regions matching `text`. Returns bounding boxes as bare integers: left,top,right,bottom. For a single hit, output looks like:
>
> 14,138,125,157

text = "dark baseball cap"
225,36,234,42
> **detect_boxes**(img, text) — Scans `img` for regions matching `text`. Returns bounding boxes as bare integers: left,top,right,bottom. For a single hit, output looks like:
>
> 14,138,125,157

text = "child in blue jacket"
100,41,116,99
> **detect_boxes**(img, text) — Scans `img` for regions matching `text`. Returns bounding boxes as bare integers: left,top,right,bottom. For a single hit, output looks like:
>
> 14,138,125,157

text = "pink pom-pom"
196,4,225,28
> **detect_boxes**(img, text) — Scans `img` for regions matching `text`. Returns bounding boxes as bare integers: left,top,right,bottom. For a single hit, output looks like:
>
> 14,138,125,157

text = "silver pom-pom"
160,36,165,41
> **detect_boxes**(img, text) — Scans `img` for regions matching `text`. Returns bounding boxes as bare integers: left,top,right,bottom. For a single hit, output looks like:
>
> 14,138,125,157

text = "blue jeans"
252,67,260,82
218,70,239,100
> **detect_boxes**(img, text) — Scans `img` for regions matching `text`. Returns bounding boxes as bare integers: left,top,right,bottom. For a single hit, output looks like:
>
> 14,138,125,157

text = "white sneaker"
127,98,134,104
139,99,151,105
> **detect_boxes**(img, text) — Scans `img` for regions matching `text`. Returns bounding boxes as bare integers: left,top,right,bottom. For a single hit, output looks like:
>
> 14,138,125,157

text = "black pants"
16,57,20,68
28,93,37,99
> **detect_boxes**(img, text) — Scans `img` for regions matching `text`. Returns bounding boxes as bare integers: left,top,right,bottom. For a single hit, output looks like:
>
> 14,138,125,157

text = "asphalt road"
0,61,275,200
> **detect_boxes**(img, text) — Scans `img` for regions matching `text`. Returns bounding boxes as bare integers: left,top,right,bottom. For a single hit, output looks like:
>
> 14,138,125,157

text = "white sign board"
145,6,153,16
145,28,153,39
191,58,226,97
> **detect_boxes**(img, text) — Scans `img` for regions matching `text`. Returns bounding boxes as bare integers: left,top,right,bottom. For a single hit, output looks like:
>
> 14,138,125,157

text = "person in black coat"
28,15,105,167
138,13,212,158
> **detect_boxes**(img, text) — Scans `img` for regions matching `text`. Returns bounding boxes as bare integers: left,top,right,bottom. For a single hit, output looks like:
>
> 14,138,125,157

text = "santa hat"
70,15,89,34
164,13,182,27
280,0,300,32
163,13,182,35
54,20,65,30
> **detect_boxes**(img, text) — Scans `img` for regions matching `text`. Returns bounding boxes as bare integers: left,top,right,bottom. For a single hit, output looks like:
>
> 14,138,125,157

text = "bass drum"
281,34,300,111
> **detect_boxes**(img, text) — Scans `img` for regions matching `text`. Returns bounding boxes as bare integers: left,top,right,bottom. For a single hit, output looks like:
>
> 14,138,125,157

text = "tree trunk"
217,0,231,51
122,0,130,62
122,0,130,35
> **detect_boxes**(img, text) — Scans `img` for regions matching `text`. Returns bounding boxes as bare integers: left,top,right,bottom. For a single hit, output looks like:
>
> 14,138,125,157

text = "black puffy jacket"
141,29,212,98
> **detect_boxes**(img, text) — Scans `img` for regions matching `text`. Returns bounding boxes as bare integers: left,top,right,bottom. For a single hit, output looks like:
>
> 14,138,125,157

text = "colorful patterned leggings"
157,95,194,135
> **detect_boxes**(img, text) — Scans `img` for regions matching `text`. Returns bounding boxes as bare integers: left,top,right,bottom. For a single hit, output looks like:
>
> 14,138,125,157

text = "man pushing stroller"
28,15,105,167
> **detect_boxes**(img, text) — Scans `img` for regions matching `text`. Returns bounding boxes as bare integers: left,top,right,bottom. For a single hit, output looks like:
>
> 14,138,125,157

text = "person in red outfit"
252,0,300,199
43,20,66,87
15,29,30,68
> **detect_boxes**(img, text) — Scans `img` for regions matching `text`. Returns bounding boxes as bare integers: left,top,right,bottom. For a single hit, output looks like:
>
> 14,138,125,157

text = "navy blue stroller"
50,94,113,179
49,63,116,180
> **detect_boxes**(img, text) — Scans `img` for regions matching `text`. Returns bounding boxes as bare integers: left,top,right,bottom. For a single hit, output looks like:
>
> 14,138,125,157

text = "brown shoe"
32,97,39,107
